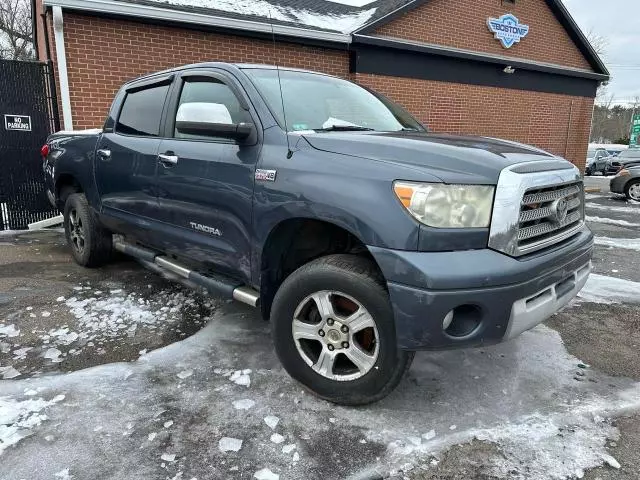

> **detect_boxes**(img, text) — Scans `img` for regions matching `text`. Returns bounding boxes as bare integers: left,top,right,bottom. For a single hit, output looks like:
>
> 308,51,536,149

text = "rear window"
116,83,170,137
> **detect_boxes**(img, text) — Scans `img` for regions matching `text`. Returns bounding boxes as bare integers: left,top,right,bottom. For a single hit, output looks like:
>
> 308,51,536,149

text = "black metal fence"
0,59,60,230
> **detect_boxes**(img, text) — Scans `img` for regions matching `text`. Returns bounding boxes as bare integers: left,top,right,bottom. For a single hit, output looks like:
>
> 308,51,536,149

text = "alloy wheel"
291,290,379,381
68,208,86,254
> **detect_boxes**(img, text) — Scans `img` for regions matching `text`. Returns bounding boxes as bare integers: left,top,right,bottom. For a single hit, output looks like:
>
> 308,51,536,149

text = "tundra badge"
190,222,222,236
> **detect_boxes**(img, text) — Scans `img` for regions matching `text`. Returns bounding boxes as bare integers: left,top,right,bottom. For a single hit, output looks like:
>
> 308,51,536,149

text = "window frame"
164,69,257,145
114,75,174,139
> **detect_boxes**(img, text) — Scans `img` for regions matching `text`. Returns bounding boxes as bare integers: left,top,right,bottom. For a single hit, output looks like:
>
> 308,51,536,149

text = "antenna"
269,11,292,159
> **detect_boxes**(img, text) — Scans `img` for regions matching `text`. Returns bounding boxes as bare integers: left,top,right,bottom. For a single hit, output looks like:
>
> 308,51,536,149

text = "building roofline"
42,0,352,44
353,34,609,82
354,0,609,78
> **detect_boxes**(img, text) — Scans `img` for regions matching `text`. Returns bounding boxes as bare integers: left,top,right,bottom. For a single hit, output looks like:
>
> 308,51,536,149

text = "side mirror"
175,102,254,141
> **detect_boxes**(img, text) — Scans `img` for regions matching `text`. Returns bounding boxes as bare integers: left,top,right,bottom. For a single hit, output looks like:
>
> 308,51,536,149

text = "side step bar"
114,240,260,308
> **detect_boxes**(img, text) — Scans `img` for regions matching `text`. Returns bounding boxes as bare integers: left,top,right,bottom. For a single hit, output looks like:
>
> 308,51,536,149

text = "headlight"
394,182,495,228
617,169,630,177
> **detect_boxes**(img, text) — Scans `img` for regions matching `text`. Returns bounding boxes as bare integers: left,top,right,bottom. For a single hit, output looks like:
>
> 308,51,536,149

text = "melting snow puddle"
577,273,640,304
594,236,640,251
586,216,640,228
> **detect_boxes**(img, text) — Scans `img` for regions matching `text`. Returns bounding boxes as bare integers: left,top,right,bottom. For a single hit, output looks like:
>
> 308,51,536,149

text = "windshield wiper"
315,125,375,132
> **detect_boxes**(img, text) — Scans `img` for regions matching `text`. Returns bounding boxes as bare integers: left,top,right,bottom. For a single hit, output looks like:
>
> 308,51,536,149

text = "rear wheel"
64,193,112,267
270,254,413,405
625,180,640,201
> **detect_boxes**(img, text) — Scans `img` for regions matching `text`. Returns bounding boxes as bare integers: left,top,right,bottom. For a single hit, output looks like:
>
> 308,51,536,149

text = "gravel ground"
1,181,639,479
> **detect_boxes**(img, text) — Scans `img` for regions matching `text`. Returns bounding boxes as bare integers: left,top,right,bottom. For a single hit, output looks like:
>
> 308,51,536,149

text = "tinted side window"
116,83,169,137
174,78,249,140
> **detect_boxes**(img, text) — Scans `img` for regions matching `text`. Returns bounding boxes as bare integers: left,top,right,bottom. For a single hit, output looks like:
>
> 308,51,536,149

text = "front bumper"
369,227,593,350
610,175,627,194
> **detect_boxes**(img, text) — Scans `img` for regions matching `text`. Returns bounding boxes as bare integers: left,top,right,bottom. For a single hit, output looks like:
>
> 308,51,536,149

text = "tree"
0,0,34,60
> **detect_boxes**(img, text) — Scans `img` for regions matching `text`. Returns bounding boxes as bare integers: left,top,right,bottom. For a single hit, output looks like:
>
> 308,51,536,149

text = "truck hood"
300,131,562,184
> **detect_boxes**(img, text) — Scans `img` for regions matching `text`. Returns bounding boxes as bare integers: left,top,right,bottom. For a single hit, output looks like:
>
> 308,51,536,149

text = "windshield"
587,149,596,158
243,68,425,133
619,149,640,159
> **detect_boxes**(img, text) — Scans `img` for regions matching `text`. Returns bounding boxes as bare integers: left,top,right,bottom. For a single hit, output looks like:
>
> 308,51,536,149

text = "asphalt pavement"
0,179,639,479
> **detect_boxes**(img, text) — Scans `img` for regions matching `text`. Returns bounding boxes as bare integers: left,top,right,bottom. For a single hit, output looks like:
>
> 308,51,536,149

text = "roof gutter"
42,0,351,44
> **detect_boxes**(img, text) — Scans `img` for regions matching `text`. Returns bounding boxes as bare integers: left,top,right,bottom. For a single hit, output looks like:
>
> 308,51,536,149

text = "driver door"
153,70,261,282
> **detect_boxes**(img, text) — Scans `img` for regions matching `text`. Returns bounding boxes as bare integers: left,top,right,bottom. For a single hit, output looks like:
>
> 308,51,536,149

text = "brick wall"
357,73,594,170
373,0,592,71
51,13,350,130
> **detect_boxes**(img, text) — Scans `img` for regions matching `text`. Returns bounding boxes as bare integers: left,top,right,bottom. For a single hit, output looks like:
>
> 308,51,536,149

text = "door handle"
158,153,179,166
97,149,111,161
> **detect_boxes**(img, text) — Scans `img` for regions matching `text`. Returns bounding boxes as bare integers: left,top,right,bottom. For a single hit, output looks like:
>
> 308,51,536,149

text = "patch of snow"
229,370,251,387
282,443,296,454
270,433,285,444
449,425,457,430
422,429,436,440
586,202,640,213
41,311,51,317
43,348,63,362
324,0,376,6
232,399,255,410
0,394,65,455
12,347,32,360
161,453,176,462
292,452,300,462
56,296,65,302
594,236,640,251
578,274,640,304
147,0,377,33
164,420,174,428
602,453,621,469
219,436,243,452
254,467,279,480
0,324,20,338
54,468,73,479
264,415,279,430
177,369,193,379
586,216,640,228
0,366,21,379
148,432,157,441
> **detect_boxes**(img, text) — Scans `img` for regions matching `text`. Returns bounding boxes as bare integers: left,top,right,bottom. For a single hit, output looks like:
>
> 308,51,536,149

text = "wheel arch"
258,217,386,321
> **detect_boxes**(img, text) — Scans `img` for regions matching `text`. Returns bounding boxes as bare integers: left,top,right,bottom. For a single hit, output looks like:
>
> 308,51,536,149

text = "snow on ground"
0,303,639,479
586,202,640,213
594,236,640,251
585,216,640,228
578,273,640,304
149,0,377,33
0,394,65,455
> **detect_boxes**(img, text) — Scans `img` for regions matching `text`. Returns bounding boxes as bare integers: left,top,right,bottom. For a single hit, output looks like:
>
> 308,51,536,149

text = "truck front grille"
517,181,584,251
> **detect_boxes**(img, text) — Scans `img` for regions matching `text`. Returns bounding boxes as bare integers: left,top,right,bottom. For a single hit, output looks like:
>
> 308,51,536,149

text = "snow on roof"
131,0,408,34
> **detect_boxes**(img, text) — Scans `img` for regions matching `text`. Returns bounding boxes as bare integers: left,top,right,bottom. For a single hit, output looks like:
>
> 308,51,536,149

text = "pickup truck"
43,62,593,405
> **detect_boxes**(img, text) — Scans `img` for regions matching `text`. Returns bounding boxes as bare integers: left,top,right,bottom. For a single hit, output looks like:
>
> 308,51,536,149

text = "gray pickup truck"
43,63,593,405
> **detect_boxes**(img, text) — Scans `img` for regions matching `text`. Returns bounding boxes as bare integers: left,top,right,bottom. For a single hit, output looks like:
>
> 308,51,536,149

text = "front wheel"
270,254,413,405
625,180,640,201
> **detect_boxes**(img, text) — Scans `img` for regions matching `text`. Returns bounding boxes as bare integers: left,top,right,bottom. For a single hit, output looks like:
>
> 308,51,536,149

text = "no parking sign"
4,114,32,132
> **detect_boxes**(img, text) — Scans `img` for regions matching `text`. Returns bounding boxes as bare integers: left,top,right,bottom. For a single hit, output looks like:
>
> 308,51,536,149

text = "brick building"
34,0,608,170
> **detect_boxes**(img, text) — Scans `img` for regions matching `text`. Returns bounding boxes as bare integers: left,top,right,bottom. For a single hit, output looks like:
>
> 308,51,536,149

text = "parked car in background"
589,143,628,158
616,148,640,170
610,165,640,201
585,147,611,175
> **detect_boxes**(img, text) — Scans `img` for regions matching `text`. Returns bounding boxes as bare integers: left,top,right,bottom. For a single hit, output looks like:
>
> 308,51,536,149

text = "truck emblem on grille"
549,198,569,225
190,222,222,236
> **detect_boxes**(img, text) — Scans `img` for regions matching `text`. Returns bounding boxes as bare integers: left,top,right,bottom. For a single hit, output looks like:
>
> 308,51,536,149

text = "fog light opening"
444,305,482,338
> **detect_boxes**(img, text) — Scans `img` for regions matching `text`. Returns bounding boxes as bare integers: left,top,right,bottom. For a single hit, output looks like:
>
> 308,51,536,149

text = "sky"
563,0,640,105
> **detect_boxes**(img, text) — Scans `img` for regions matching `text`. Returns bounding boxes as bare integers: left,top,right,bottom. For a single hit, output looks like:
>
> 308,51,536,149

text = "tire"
63,193,112,267
585,167,592,176
270,254,414,405
625,180,640,201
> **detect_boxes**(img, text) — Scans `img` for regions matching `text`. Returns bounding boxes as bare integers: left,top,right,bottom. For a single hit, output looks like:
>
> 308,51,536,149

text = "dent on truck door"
95,80,170,222
154,72,259,282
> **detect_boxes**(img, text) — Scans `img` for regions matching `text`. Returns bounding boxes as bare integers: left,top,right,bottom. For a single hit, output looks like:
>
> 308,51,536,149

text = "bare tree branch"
0,0,34,60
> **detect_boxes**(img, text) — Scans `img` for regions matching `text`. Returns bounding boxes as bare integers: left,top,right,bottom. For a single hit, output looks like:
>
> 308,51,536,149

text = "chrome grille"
517,181,584,251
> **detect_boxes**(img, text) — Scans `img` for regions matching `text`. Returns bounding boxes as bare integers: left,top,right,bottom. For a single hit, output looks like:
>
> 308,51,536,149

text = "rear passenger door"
154,70,261,282
96,76,172,230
